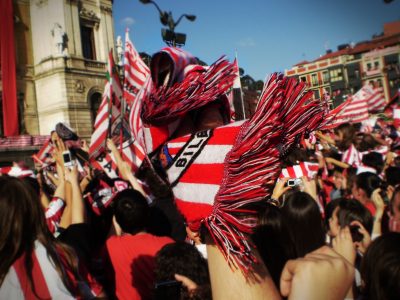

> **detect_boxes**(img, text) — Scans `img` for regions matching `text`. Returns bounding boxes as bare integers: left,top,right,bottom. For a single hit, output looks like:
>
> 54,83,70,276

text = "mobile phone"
154,280,182,300
62,151,74,168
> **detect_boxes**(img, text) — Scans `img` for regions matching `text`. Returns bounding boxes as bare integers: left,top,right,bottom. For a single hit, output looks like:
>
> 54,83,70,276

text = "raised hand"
332,226,356,265
351,220,371,254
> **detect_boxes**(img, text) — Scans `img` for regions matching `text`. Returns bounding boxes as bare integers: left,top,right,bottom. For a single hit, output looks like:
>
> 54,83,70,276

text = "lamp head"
139,0,151,4
185,14,196,22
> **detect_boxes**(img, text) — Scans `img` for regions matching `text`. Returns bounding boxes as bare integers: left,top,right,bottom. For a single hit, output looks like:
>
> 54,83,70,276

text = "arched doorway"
89,91,102,127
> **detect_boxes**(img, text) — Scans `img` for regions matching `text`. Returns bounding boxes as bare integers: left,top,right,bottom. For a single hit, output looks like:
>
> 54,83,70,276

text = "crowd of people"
1,114,399,299
1,50,400,299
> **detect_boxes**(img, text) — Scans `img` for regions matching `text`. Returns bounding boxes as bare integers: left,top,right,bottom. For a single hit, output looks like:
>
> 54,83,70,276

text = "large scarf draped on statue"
134,47,329,271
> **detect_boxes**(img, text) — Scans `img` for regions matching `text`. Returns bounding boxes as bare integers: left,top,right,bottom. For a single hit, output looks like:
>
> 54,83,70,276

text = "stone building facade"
3,0,115,139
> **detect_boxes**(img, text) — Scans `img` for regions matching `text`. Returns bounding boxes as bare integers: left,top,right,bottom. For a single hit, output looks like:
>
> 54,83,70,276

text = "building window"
313,90,319,99
366,63,372,71
354,70,360,79
322,71,329,83
311,74,318,86
377,79,382,88
374,61,380,70
81,25,96,60
300,76,307,83
330,69,343,82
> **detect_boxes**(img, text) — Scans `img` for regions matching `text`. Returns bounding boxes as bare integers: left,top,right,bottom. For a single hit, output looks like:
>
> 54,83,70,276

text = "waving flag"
123,29,150,163
364,85,385,113
32,138,54,167
123,29,150,107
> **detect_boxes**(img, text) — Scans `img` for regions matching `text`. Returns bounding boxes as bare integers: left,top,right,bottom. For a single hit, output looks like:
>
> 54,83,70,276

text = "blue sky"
114,0,400,81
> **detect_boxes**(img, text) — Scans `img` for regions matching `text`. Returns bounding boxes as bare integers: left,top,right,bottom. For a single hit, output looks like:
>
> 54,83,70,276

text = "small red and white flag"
279,161,320,179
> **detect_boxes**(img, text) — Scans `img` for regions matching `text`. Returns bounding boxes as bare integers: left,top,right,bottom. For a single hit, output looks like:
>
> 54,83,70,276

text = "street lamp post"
139,0,196,47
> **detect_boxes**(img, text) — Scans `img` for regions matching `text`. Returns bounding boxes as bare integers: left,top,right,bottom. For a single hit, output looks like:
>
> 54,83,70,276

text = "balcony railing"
84,60,106,69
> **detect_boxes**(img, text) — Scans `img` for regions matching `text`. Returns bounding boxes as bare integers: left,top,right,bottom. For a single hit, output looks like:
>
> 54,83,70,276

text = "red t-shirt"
106,233,173,300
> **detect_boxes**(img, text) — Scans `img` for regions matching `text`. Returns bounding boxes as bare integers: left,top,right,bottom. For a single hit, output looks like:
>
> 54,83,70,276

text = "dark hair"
252,204,296,287
362,152,384,174
281,148,309,167
0,176,80,297
335,123,356,151
155,242,211,300
357,134,379,152
113,189,149,234
281,191,326,257
337,199,373,234
355,172,381,198
324,198,341,230
361,233,400,300
385,167,400,187
21,176,40,196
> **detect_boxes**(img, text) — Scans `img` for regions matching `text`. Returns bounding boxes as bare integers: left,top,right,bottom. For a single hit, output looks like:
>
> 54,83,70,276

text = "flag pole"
234,51,246,120
107,50,113,141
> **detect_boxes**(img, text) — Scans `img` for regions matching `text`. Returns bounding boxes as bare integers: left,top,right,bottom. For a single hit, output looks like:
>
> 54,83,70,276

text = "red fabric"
106,233,173,300
13,252,51,300
0,0,19,136
365,201,376,217
44,197,65,234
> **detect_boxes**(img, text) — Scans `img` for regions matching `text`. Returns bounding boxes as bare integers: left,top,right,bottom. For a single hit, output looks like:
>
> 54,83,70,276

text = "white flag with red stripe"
364,85,385,113
122,29,150,168
279,161,320,179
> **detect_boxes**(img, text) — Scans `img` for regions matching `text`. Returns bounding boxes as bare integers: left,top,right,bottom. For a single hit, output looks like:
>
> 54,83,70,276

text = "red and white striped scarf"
132,47,236,154
158,73,328,270
279,161,320,179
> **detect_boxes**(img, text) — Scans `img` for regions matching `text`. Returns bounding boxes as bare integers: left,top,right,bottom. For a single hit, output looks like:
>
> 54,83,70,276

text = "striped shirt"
0,241,102,299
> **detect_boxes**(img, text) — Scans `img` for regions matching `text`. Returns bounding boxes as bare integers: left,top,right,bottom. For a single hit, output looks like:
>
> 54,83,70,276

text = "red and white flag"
32,138,54,167
279,162,320,179
89,50,144,177
322,86,371,129
364,85,385,113
123,29,150,165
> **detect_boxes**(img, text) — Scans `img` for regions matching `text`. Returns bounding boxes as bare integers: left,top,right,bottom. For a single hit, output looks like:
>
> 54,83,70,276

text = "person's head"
0,176,48,260
334,123,356,151
362,152,384,174
281,191,326,257
385,166,400,187
361,232,400,300
0,176,79,296
332,168,345,190
155,242,210,299
253,203,296,287
357,133,379,152
352,172,381,202
21,176,41,196
113,189,149,234
329,199,373,238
